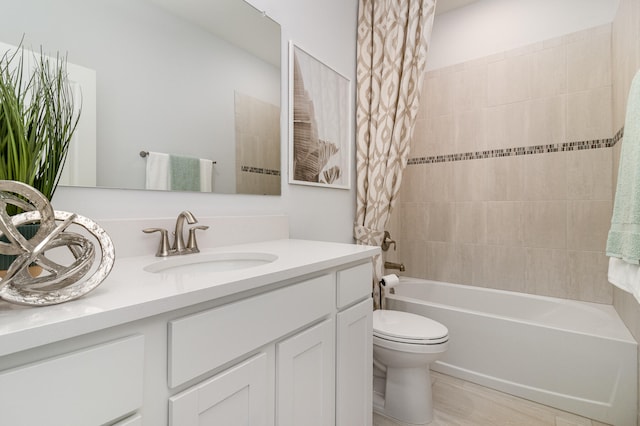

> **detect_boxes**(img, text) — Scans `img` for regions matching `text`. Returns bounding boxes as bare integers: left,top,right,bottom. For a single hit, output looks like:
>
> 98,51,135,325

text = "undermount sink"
144,252,278,274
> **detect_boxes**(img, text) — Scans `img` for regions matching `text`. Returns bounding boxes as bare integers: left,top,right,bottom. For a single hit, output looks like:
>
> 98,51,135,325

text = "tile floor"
373,371,611,426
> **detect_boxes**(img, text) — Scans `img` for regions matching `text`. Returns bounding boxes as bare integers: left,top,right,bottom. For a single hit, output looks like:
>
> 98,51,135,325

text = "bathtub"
385,277,638,426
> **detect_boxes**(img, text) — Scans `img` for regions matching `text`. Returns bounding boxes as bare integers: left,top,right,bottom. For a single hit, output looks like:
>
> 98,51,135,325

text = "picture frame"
288,42,351,189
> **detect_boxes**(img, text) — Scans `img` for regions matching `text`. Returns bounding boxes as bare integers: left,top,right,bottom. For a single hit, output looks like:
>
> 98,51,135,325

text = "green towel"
169,154,201,192
607,69,640,264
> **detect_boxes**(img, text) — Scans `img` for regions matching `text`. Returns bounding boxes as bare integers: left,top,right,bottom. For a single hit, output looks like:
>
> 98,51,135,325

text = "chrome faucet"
143,210,209,257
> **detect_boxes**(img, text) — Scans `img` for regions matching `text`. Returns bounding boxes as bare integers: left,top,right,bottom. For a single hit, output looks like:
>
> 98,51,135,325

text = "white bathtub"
385,277,638,426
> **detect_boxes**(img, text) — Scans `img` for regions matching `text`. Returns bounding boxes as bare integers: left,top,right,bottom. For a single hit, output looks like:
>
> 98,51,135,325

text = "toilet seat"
373,309,448,345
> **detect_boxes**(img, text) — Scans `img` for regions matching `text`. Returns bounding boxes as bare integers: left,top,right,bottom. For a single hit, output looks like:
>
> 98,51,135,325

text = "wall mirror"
0,0,282,195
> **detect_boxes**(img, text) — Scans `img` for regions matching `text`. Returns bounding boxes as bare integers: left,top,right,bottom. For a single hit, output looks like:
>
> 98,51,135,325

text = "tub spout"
384,261,405,272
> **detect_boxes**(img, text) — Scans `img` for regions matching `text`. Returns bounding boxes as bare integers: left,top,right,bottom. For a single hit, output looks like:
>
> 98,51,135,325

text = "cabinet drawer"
336,262,372,309
0,335,144,426
169,274,334,387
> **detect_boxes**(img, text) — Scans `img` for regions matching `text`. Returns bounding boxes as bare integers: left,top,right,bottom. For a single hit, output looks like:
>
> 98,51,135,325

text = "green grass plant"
0,44,81,214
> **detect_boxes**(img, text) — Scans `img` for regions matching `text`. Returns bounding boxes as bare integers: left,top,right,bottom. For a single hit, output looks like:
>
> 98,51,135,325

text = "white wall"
51,0,359,244
428,0,619,70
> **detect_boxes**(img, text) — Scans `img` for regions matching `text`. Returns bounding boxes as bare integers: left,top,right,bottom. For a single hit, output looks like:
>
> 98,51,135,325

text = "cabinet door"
169,352,269,426
0,335,144,426
336,298,373,426
112,414,142,426
277,319,335,426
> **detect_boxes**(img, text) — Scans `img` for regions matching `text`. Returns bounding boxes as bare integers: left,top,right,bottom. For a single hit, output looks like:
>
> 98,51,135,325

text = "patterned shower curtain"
353,0,436,309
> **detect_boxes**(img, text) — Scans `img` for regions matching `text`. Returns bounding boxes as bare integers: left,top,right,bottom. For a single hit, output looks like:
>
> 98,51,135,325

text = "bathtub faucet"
384,261,405,272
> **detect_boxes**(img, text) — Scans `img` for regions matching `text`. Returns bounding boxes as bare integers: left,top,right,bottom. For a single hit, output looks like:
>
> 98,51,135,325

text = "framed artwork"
288,42,351,189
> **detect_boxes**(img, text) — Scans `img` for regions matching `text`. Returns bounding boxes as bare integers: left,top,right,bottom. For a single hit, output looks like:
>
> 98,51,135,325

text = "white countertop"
0,239,379,357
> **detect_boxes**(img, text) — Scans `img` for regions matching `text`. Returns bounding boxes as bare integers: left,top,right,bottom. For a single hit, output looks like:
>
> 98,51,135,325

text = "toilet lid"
373,309,448,342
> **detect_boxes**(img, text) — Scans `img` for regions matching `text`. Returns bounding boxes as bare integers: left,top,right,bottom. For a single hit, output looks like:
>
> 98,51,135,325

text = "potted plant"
0,43,81,274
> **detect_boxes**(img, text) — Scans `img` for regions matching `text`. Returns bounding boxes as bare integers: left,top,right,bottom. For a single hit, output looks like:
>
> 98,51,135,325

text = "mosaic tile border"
240,165,281,176
407,127,624,166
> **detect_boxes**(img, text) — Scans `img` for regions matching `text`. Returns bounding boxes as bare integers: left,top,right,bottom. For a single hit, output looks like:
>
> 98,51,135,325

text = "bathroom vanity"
0,237,377,426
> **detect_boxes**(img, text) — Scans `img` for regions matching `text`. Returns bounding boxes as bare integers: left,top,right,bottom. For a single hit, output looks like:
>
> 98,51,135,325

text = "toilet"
372,309,449,425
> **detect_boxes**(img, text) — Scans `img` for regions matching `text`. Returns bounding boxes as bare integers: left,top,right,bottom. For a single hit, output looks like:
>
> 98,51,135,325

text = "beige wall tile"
398,240,427,278
486,201,524,246
398,164,426,203
531,45,567,99
426,202,455,242
454,201,487,244
523,152,567,201
566,86,613,142
488,54,533,106
428,114,455,156
566,200,612,251
528,96,567,146
424,162,455,202
386,205,401,241
567,28,612,92
401,18,629,310
612,0,640,130
457,244,475,285
410,118,430,157
485,101,531,150
398,202,428,242
423,72,455,118
454,159,487,201
567,250,612,304
566,148,613,201
485,156,525,201
473,245,526,292
523,201,567,249
613,286,640,339
525,248,569,298
453,65,488,112
425,242,471,284
454,109,486,153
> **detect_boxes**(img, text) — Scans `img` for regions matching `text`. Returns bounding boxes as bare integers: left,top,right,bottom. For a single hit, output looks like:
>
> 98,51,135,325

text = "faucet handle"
143,228,171,257
187,225,209,252
381,230,396,251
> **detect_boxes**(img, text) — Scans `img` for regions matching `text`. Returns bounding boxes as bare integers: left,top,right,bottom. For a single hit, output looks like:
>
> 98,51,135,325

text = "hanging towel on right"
607,69,640,264
607,69,640,302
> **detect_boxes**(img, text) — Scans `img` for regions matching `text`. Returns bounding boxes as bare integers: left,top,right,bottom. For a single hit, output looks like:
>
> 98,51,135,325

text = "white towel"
200,159,213,193
608,257,640,303
145,152,169,190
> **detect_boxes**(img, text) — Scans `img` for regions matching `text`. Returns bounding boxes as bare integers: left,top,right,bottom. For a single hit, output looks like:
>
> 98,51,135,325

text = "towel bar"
139,151,216,164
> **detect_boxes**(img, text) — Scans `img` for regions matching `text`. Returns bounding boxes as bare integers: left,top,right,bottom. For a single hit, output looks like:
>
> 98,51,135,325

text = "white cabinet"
277,319,335,426
169,352,269,426
168,262,372,426
336,298,373,426
0,258,374,426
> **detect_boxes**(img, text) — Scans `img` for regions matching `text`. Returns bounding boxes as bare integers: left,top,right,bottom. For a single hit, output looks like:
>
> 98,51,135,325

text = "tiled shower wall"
611,0,640,424
387,24,615,304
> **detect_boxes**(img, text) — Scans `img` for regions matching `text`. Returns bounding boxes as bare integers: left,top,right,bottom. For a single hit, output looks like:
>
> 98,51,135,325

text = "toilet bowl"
372,309,449,425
